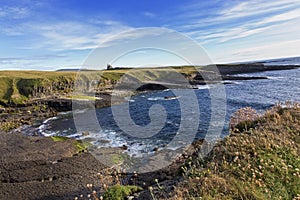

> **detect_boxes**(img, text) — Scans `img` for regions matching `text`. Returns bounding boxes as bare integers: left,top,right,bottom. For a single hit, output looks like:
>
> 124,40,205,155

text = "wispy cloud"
1,0,299,69
0,6,30,19
177,0,300,30
255,8,300,25
143,11,156,18
200,26,271,43
177,0,300,44
170,0,300,62
207,16,300,63
219,0,299,19
214,39,300,63
20,20,132,50
0,54,68,70
98,27,169,48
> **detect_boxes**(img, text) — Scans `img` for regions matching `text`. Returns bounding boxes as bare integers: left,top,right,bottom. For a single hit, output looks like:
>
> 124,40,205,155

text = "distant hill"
233,56,300,66
258,56,300,65
56,68,98,72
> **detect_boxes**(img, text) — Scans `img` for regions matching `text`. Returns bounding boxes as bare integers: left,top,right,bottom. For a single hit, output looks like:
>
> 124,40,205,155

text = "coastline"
0,103,299,199
0,64,299,199
1,64,299,132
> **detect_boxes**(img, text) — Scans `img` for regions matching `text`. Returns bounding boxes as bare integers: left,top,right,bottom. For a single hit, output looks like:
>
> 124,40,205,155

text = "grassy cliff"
0,71,77,104
0,67,203,105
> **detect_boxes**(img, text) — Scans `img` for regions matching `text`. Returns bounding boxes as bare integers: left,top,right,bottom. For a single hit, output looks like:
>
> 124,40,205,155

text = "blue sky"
0,0,300,70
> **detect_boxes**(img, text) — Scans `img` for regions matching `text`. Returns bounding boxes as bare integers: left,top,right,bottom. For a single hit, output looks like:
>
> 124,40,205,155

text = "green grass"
0,71,78,104
74,140,91,152
0,77,13,104
66,94,99,100
0,67,203,104
103,185,143,200
50,136,90,152
50,136,69,142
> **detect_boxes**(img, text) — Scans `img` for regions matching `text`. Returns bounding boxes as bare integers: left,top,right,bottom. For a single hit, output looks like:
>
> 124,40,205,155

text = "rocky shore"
0,64,299,199
0,132,107,200
0,131,205,200
2,63,297,132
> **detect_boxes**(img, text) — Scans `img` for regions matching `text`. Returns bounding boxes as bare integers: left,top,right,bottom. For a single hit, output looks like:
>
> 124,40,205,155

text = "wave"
222,81,241,85
266,76,285,80
147,97,165,101
191,85,209,90
42,116,58,124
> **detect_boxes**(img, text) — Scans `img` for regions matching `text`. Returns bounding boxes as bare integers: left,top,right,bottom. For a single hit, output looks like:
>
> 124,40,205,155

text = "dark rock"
136,83,168,91
0,132,106,200
121,144,128,150
153,147,159,152
82,131,89,136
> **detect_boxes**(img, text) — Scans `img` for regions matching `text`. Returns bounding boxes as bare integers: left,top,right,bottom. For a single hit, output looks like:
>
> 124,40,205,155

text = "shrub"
230,107,260,132
103,185,142,200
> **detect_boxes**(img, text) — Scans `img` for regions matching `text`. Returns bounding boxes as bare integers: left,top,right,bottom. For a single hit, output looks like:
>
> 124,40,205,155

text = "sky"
0,0,300,70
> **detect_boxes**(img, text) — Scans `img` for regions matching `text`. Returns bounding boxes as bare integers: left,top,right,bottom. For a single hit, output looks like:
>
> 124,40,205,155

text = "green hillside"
0,67,203,105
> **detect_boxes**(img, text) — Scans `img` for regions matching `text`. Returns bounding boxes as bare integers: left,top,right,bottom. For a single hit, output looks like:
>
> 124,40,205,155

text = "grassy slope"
0,71,76,104
171,103,300,200
0,67,201,104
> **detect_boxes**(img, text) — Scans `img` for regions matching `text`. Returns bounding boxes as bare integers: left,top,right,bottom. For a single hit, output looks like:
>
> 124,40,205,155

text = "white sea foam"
34,114,185,158
222,80,241,85
41,131,58,137
42,116,58,124
266,76,285,80
194,85,209,90
147,97,165,101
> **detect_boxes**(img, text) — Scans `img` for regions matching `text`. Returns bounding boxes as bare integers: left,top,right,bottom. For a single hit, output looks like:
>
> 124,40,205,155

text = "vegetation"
74,140,91,152
66,95,99,100
50,136,90,152
102,185,142,200
2,68,299,199
0,67,204,104
0,71,77,104
169,102,300,200
0,120,22,132
71,103,299,200
50,135,69,142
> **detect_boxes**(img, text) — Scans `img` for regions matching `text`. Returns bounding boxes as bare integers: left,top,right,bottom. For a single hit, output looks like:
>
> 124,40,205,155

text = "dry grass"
75,103,300,200
73,168,142,200
169,102,300,200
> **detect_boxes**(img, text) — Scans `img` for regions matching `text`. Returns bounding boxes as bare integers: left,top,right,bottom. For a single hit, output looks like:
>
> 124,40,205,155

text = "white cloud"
207,17,300,63
178,0,300,31
98,27,170,48
0,54,68,70
213,39,300,63
195,22,281,44
177,0,300,63
256,8,300,25
143,11,156,18
24,20,132,50
219,0,300,20
0,6,30,19
178,0,300,48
